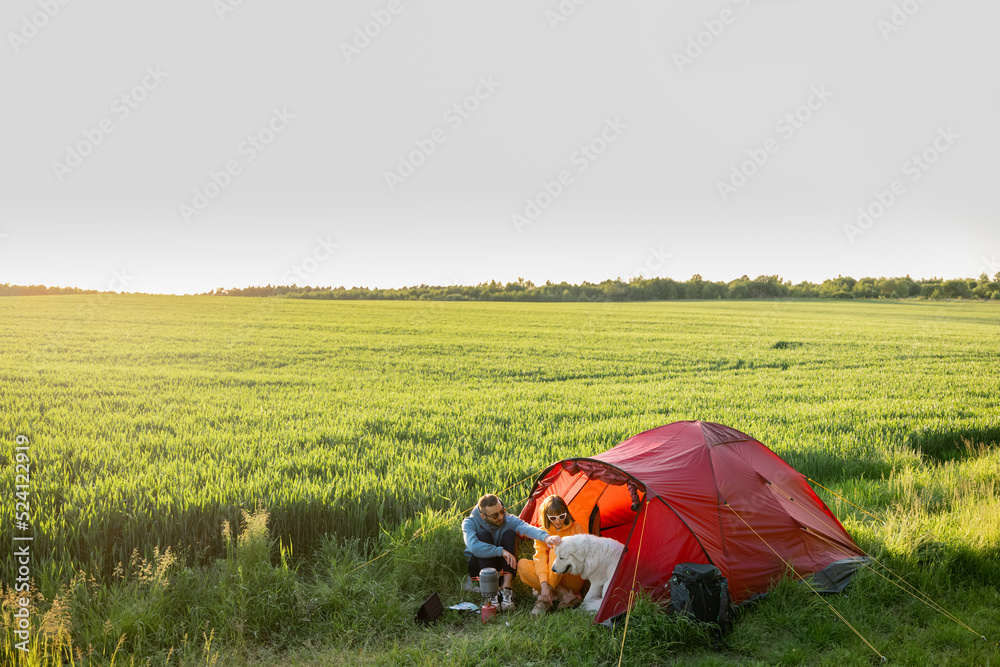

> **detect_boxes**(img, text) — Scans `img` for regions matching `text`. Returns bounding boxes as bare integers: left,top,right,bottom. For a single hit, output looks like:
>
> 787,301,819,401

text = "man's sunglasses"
547,512,568,522
482,507,506,520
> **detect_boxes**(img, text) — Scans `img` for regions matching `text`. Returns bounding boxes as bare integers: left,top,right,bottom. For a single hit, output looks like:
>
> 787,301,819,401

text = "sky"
1,0,998,295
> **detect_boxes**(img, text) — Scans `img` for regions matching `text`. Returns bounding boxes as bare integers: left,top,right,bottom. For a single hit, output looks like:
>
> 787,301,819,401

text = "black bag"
669,563,732,635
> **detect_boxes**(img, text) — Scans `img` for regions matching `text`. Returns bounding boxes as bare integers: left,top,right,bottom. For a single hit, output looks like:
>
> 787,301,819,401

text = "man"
462,493,561,611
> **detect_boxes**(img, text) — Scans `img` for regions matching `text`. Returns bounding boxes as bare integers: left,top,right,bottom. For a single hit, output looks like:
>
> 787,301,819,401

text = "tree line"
205,273,1000,302
0,284,99,296
4,274,999,301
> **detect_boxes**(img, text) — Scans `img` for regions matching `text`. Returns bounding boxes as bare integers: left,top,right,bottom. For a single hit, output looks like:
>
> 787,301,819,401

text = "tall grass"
1,296,998,663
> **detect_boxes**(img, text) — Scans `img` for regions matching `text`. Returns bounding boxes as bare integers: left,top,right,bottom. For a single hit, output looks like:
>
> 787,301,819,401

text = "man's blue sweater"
462,507,549,558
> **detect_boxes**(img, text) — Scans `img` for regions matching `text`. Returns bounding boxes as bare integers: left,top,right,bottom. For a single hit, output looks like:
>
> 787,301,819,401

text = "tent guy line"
768,481,987,642
724,502,886,663
616,495,651,667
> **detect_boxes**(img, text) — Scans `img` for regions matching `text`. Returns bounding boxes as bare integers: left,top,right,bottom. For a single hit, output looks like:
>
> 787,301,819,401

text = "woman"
516,494,586,615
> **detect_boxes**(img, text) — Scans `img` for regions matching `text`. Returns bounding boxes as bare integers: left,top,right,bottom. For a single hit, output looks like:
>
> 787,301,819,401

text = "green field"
2,296,999,665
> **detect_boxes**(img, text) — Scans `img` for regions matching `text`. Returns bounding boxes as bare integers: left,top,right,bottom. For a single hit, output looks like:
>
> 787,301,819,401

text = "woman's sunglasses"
547,512,568,522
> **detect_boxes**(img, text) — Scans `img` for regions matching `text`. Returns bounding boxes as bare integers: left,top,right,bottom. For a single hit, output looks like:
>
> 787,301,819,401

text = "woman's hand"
544,535,561,548
539,582,554,604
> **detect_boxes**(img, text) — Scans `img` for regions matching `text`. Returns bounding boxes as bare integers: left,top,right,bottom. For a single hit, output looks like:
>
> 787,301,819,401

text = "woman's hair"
539,494,574,531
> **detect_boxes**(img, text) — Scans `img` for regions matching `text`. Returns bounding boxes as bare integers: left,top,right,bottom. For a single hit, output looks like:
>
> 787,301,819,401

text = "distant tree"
702,282,727,299
602,280,628,301
941,279,972,299
854,278,878,299
792,281,819,298
819,276,857,298
727,276,750,300
971,273,997,299
747,275,788,299
684,274,704,299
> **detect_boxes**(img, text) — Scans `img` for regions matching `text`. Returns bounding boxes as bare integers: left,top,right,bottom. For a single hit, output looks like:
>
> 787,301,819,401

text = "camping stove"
478,567,499,622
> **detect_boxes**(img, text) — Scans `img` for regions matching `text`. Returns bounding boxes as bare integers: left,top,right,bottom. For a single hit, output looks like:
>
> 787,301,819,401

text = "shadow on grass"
779,447,898,486
905,425,1000,462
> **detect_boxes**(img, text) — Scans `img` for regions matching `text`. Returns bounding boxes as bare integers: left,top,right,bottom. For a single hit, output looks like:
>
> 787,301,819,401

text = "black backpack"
669,563,732,636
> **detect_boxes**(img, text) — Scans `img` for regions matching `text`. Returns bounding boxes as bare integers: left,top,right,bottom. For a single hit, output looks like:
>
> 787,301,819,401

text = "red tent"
519,420,867,624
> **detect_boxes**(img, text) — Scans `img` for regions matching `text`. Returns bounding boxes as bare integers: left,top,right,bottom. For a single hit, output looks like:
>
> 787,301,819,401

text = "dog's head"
551,535,586,575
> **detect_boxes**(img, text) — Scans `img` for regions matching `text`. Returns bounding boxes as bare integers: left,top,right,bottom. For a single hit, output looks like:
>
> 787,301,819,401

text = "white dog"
551,534,625,612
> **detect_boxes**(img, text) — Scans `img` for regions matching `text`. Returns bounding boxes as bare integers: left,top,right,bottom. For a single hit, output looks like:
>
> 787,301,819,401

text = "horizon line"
3,272,998,297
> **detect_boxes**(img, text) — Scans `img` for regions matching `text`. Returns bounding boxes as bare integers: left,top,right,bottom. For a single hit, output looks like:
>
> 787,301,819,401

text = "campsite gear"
478,567,501,618
669,563,732,634
518,420,869,624
479,568,499,600
415,592,443,626
480,601,498,623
